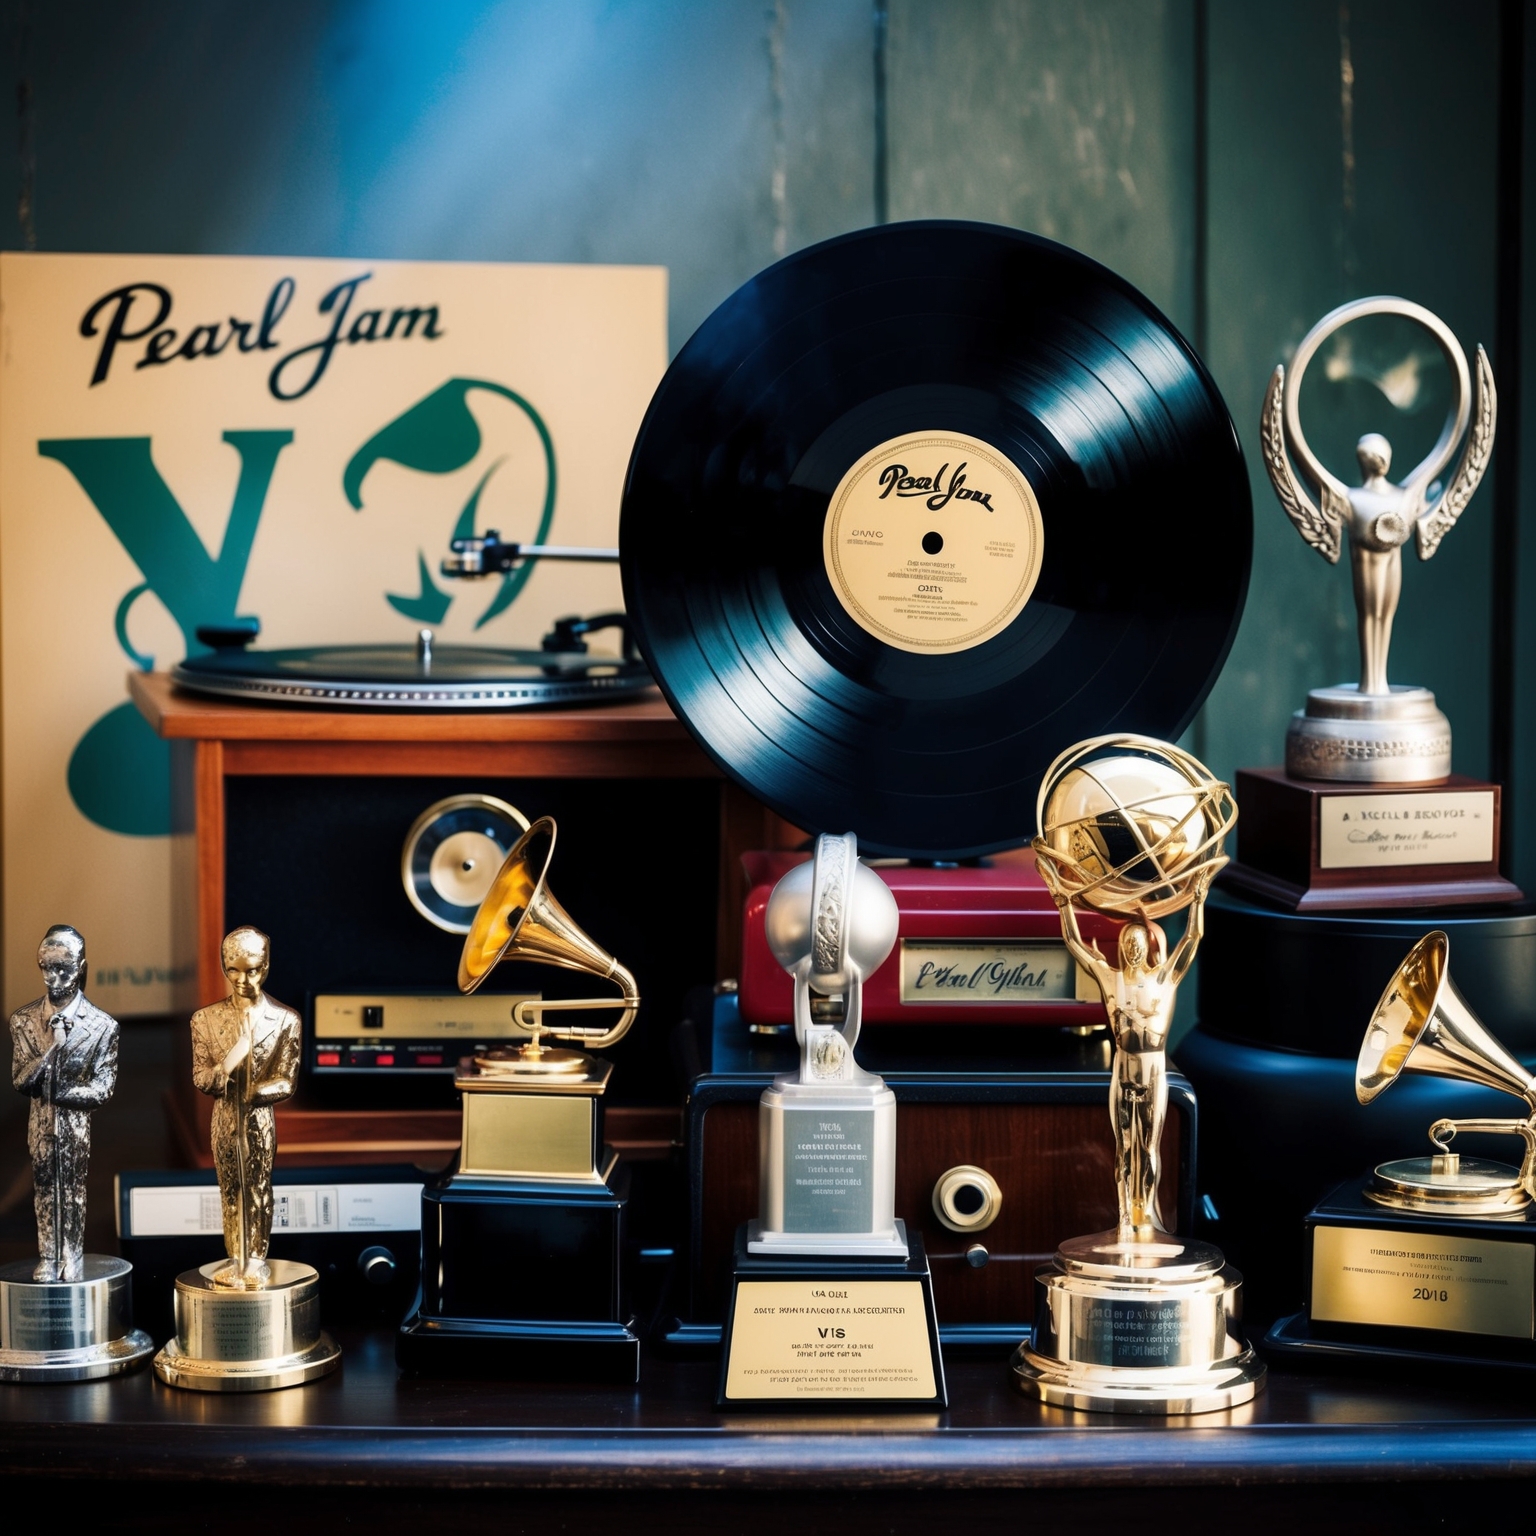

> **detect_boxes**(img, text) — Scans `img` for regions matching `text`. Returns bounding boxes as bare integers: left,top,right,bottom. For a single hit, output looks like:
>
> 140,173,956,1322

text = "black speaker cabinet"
672,1070,1197,1349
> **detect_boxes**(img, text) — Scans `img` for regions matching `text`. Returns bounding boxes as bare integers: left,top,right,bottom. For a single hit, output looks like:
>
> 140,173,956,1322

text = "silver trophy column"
1,926,153,1382
748,832,906,1256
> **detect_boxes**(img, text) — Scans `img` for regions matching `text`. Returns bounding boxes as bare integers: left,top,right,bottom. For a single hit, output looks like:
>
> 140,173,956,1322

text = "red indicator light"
376,1054,396,1067
415,1054,443,1066
316,1052,340,1066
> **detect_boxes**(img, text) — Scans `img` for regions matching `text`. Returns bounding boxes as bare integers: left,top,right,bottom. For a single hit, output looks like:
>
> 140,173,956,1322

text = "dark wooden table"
3,1331,1533,1532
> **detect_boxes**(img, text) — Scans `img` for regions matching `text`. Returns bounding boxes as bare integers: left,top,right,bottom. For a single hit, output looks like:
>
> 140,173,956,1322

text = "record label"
822,430,1044,655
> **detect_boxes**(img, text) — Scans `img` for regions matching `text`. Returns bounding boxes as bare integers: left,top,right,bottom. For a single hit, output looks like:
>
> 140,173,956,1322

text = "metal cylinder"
0,1256,154,1382
153,1258,340,1392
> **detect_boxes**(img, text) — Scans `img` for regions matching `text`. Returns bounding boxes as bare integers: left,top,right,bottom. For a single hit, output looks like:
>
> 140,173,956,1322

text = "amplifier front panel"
692,1085,1189,1327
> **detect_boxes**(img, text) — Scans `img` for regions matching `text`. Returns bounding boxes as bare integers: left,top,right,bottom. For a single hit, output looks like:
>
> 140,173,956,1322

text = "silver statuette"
2,926,153,1382
1262,297,1495,782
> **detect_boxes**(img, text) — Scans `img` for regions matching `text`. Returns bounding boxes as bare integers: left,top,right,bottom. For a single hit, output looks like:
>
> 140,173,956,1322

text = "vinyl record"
620,221,1251,858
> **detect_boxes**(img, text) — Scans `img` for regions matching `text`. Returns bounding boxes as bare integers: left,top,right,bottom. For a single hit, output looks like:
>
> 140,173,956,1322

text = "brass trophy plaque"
1270,931,1536,1367
1011,736,1266,1414
154,928,341,1391
718,832,946,1407
396,816,643,1381
2,926,154,1383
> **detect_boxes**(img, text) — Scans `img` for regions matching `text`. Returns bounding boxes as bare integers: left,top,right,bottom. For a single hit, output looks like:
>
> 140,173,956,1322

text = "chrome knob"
965,1244,989,1269
932,1164,1003,1233
358,1245,398,1287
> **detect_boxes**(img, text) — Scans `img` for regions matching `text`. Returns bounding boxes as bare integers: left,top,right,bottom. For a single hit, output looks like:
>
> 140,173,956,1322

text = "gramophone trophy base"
0,1256,154,1383
1225,768,1520,912
717,1222,946,1409
1265,1177,1536,1372
396,1159,638,1383
1285,684,1451,784
1010,1232,1265,1415
153,1259,341,1392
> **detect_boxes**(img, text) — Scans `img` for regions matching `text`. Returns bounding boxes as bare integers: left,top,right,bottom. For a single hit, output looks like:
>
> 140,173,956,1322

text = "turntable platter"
172,642,653,710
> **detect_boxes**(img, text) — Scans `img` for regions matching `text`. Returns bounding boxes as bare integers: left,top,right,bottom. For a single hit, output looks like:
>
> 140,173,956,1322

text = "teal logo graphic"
344,378,556,629
38,431,293,837
42,376,553,838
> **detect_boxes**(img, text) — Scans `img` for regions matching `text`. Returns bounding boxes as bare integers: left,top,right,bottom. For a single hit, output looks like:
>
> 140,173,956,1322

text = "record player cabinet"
129,671,800,1167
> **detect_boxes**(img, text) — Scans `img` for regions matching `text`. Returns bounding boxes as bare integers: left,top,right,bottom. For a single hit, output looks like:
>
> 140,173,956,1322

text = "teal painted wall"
4,0,1532,891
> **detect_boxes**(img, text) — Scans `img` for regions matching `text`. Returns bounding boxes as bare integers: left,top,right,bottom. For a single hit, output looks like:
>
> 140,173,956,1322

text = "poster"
0,252,666,1014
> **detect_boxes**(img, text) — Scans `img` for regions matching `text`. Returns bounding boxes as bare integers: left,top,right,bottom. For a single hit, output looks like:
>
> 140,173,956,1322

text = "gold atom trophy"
1014,735,1266,1414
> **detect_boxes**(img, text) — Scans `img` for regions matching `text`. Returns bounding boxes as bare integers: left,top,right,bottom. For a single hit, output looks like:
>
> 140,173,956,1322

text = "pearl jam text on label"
79,273,445,401
876,460,995,511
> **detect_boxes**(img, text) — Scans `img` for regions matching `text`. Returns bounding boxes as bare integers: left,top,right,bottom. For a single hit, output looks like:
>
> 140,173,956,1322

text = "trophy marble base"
1286,684,1451,783
718,1222,946,1409
1011,1231,1264,1415
1265,1177,1536,1372
396,1160,638,1383
0,1256,154,1383
1226,767,1521,912
153,1259,341,1392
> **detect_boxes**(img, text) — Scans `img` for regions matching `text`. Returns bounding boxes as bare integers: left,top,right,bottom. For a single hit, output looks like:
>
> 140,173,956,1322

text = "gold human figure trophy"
1040,862,1215,1241
1014,736,1262,1414
190,928,300,1289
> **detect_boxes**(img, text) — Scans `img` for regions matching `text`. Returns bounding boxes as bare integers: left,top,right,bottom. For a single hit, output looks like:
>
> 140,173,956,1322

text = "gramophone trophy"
1014,737,1266,1414
154,928,341,1391
717,832,946,1408
1,926,153,1383
396,816,643,1380
1271,930,1536,1369
1229,297,1520,910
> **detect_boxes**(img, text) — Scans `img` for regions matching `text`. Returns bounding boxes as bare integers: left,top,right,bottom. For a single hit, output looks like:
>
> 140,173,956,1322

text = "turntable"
172,605,651,711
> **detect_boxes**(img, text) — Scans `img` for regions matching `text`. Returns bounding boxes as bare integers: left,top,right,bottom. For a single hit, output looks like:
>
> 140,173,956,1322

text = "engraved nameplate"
898,940,1081,1004
780,1107,875,1233
1318,790,1496,870
1311,1225,1535,1339
1069,1296,1191,1367
724,1279,935,1399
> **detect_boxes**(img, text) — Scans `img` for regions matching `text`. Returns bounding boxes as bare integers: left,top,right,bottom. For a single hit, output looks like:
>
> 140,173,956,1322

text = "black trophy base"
395,1313,639,1383
717,1222,947,1410
1268,1177,1536,1373
396,1158,638,1383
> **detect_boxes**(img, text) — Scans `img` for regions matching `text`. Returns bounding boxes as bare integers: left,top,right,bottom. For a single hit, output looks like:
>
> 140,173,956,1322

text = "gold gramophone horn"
459,816,638,1068
1356,930,1536,1211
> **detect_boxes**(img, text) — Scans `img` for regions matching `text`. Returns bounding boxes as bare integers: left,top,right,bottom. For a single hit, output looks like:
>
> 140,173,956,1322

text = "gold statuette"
153,928,340,1391
1012,735,1265,1414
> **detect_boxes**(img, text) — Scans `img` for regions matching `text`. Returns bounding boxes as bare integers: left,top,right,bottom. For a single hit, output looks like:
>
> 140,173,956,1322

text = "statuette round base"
1011,1231,1265,1415
153,1258,340,1393
1367,1155,1529,1216
0,1256,154,1383
1286,685,1451,783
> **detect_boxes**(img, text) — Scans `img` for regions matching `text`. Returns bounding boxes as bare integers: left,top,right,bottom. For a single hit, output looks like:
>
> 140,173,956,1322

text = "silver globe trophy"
1016,737,1266,1414
717,832,946,1407
1262,297,1494,783
750,831,903,1254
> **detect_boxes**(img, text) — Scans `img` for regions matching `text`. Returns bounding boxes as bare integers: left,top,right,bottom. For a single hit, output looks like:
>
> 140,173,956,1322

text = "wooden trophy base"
1224,768,1523,913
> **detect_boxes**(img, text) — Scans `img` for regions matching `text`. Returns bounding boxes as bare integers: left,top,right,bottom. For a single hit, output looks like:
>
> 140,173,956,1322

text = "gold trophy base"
1011,1231,1266,1416
153,1258,340,1393
1366,1154,1530,1217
